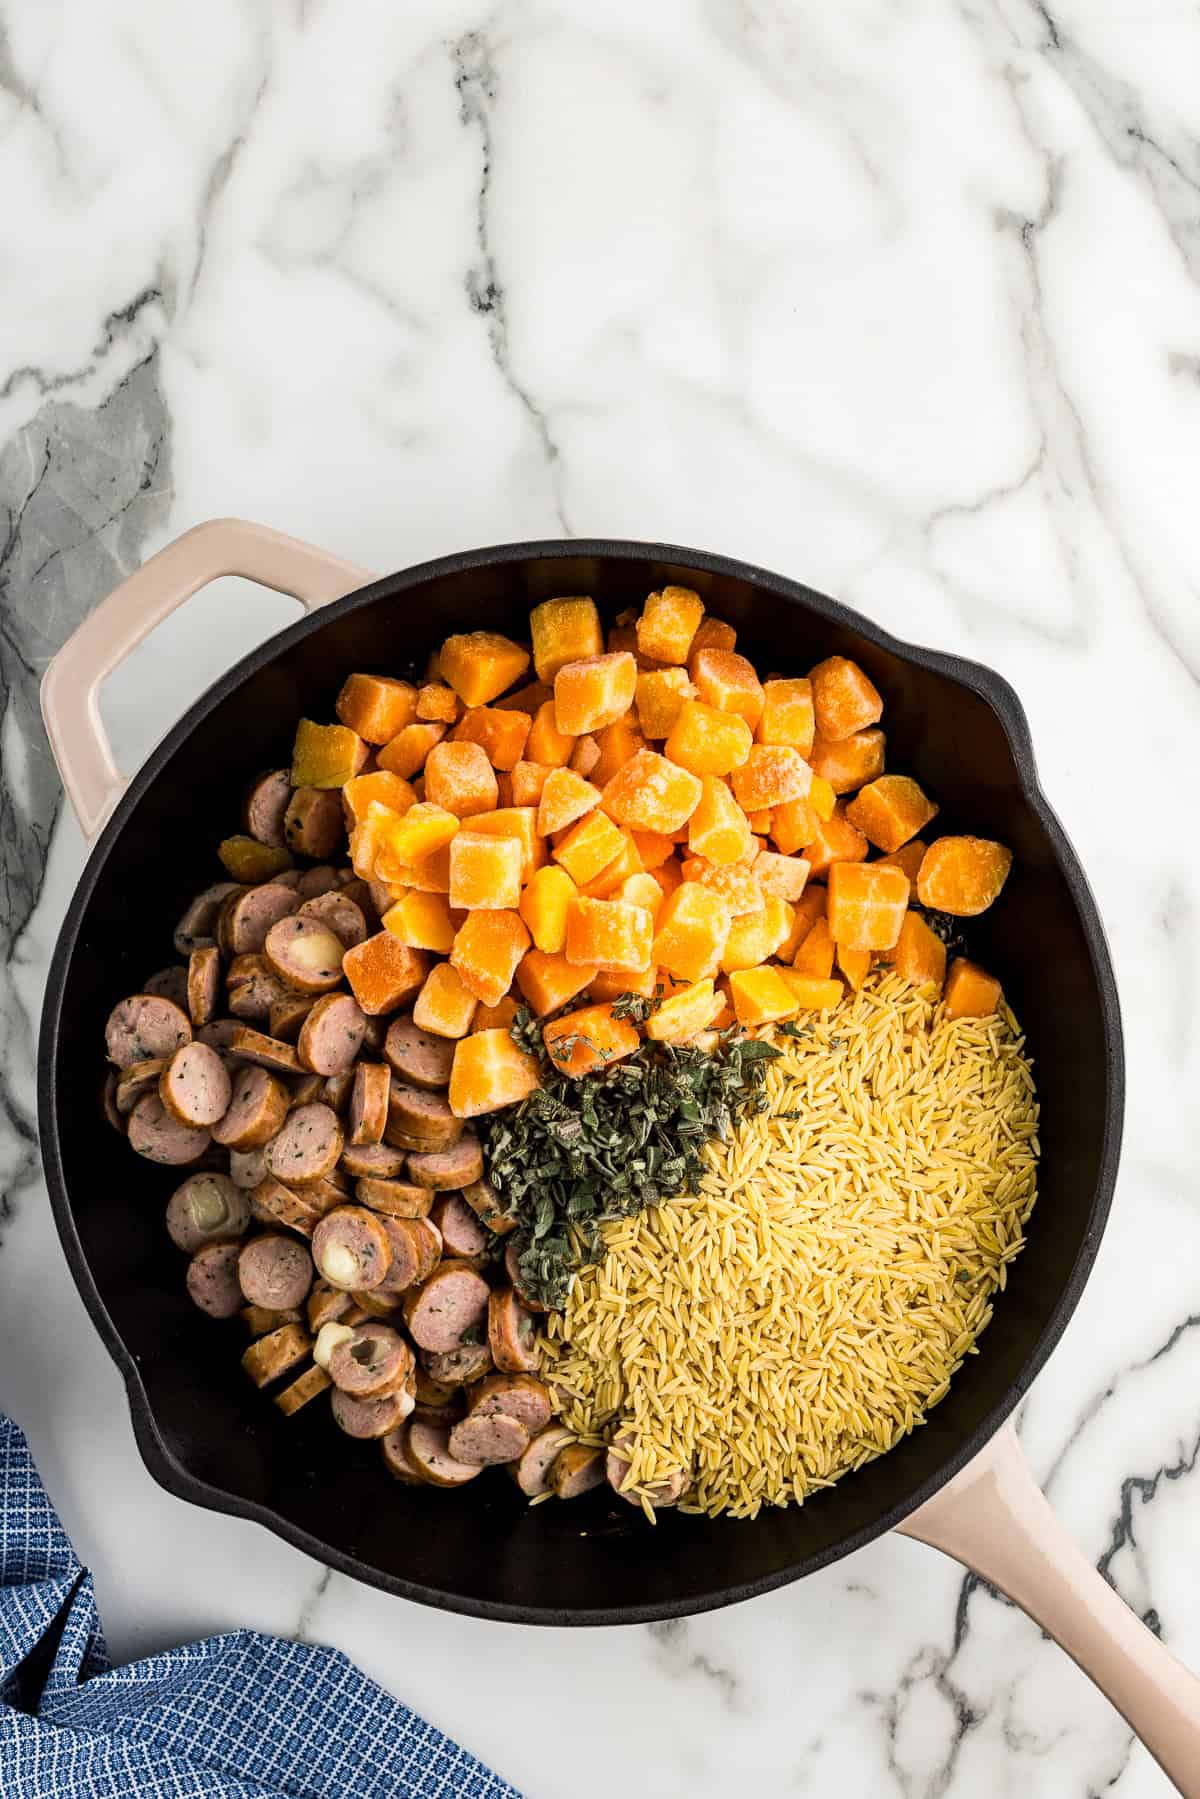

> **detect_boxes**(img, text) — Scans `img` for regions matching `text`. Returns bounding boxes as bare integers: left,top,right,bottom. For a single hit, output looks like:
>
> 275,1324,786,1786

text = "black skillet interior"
39,541,1123,1625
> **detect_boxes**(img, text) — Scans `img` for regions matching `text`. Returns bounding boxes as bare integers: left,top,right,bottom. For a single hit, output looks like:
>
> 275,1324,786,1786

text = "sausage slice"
348,1063,390,1146
512,1426,574,1497
227,1026,301,1076
186,947,221,1028
403,1260,490,1353
550,1442,605,1500
144,965,190,1008
407,1134,484,1192
385,1082,463,1153
488,1285,540,1374
212,1065,290,1149
227,956,291,1025
263,916,345,994
341,1141,407,1181
328,1322,414,1399
249,1175,327,1238
275,1363,333,1416
307,1282,355,1333
430,1193,490,1260
174,881,239,955
467,1373,552,1437
383,1016,455,1090
297,891,368,950
241,1321,312,1388
461,1178,516,1237
296,864,342,899
422,1341,493,1387
115,1057,167,1115
185,1240,243,1318
448,1410,529,1467
219,883,300,956
243,769,293,847
159,1042,232,1128
288,1072,325,1109
105,994,192,1069
605,1430,687,1507
238,1233,314,1310
284,788,345,859
165,1172,250,1253
102,1071,124,1134
229,1146,268,1189
331,1384,413,1440
268,994,315,1042
297,993,365,1077
128,1092,211,1165
380,1424,428,1483
405,1418,482,1487
355,1177,432,1219
311,1204,393,1291
265,1102,343,1186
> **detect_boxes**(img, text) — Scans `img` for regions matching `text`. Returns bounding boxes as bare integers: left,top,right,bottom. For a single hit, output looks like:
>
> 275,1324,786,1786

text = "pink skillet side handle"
40,518,378,843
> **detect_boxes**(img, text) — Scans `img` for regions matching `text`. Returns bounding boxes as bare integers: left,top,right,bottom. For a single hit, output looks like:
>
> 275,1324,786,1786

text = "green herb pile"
480,1004,781,1309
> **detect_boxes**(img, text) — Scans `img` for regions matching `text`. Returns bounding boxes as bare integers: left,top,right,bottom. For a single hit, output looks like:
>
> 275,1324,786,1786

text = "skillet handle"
40,517,377,843
899,1420,1200,1795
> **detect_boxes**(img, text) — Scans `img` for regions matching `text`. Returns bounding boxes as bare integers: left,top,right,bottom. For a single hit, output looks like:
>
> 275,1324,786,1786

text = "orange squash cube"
416,684,461,724
731,745,812,813
837,944,872,991
450,909,531,1007
650,857,683,900
778,972,842,1011
510,760,553,807
529,597,603,681
473,994,520,1032
449,1028,541,1117
449,831,524,911
335,674,418,744
590,715,648,787
458,807,543,881
343,932,429,1015
943,956,1002,1020
636,586,704,665
728,966,798,1026
618,872,666,921
770,797,819,855
451,706,531,773
845,775,937,851
564,896,653,973
809,656,883,741
541,1003,641,1079
827,861,909,952
792,916,836,979
538,767,600,836
495,679,554,716
378,802,460,867
810,776,836,820
687,776,752,866
349,801,395,880
291,718,368,789
601,748,702,835
643,977,723,1042
680,858,762,915
686,617,737,670
491,769,512,808
804,803,869,879
440,631,531,707
587,964,661,1004
217,837,293,883
342,770,416,828
636,667,695,740
382,890,456,954
377,722,448,779
779,886,826,961
519,865,577,955
873,838,929,883
690,649,765,729
551,810,623,887
651,883,733,982
579,832,643,899
752,850,810,903
554,652,638,736
526,699,575,767
886,911,947,993
631,829,675,870
664,699,752,778
412,961,478,1038
423,740,499,819
917,838,1013,917
757,678,814,754
721,898,793,973
406,841,453,893
569,734,601,778
515,948,597,1016
809,729,886,796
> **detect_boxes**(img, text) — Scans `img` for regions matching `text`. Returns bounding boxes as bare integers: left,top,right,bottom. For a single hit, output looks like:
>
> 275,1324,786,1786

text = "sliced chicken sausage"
605,1431,687,1507
284,788,345,859
144,965,190,1008
331,1384,413,1441
461,1178,515,1237
467,1373,553,1437
297,993,365,1077
488,1286,540,1374
550,1442,606,1500
268,994,315,1042
105,994,192,1069
227,1026,301,1076
430,1193,490,1260
159,1041,232,1128
165,1172,250,1254
327,1322,414,1399
383,1016,455,1090
127,1092,211,1165
249,1176,327,1238
219,883,300,956
115,1057,167,1115
297,891,367,950
227,957,291,1024
243,769,293,848
447,1410,529,1467
241,1321,312,1388
422,1341,493,1387
264,1102,343,1186
347,1062,390,1146
355,1177,432,1219
274,1363,333,1416
238,1232,313,1310
405,1418,482,1487
187,947,222,1028
512,1425,574,1498
311,1204,393,1292
385,1082,462,1153
380,1424,428,1483
403,1260,490,1354
263,916,345,994
185,1240,243,1318
341,1141,406,1180
407,1133,484,1192
174,881,239,955
212,1065,290,1150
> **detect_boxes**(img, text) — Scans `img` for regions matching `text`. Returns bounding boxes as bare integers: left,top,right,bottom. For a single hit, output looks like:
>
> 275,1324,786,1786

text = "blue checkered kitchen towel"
0,1411,520,1797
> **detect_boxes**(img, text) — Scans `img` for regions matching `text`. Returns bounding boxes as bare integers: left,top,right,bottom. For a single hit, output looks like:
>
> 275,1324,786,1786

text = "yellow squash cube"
519,864,577,954
376,722,447,779
680,858,763,915
537,767,601,836
687,776,753,866
336,673,418,744
778,972,843,1011
342,770,416,827
553,809,625,887
578,831,643,899
664,699,752,777
541,1003,641,1079
529,597,603,681
526,698,576,767
449,1028,541,1117
554,652,638,736
618,872,665,921
291,718,368,789
635,667,695,740
644,978,723,1042
590,715,648,787
379,802,460,867
449,831,524,911
450,910,531,1006
382,890,456,954
636,587,705,665
720,897,794,973
651,883,733,982
600,748,702,834
731,745,812,813
690,649,765,729
412,961,478,1038
728,966,798,1026
440,631,531,707
564,896,653,973
756,678,814,754
515,948,597,1016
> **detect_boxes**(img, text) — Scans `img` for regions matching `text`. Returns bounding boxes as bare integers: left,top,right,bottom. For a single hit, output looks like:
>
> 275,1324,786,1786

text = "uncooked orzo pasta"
542,974,1038,1519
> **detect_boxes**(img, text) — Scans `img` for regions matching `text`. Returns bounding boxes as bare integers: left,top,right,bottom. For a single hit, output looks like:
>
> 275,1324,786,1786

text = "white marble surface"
2,0,1199,1793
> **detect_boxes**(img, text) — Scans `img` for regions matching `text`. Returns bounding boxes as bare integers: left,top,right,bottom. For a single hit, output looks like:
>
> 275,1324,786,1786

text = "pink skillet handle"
899,1420,1200,1795
40,518,377,844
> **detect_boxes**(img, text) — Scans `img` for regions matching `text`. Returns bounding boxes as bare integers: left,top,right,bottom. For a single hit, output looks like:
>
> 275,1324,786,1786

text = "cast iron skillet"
35,522,1200,1788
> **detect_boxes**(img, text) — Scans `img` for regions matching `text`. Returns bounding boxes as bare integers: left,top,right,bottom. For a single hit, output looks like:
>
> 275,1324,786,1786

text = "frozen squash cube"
343,932,429,1015
519,864,577,954
569,734,601,778
636,667,695,740
873,838,929,883
440,631,531,707
631,829,676,870
644,978,723,1042
449,1028,541,1117
494,773,512,814
451,706,532,773
407,841,453,893
462,807,544,881
377,722,448,779
810,776,836,820
564,896,653,973
529,597,603,681
777,972,842,1011
541,1003,641,1079
510,760,553,807
415,682,461,723
836,943,872,991
379,802,460,866
515,948,597,1016
664,699,752,778
526,699,576,767
578,830,643,899
845,776,938,852
779,886,826,961
217,837,293,883
636,586,704,665
791,916,835,979
618,872,666,921
553,809,625,887
731,745,812,813
885,910,947,993
348,801,395,881
449,831,524,911
687,776,752,866
917,837,1012,917
382,890,456,954
538,767,601,836
601,748,702,834
809,729,886,796
804,803,869,879
423,740,499,818
450,910,531,1007
291,718,368,789
650,857,683,900
651,883,733,982
809,656,883,741
587,964,661,1004
756,678,814,755
827,861,909,952
943,956,1002,1020
473,995,520,1032
554,652,638,736
728,966,798,1026
335,674,418,744
720,897,793,973
680,858,763,916
590,715,648,787
752,850,810,903
412,961,478,1038
342,770,416,828
690,649,765,729
686,617,737,670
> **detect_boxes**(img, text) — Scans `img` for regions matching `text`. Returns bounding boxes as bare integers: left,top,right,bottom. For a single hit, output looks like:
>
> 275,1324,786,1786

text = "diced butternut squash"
541,1003,641,1078
553,809,625,887
843,775,937,851
731,745,812,813
515,948,596,1016
412,961,478,1038
495,679,554,715
808,656,883,741
688,776,752,866
618,872,666,920
650,856,683,900
636,586,704,665
460,807,544,881
720,898,794,973
343,933,429,1015
873,838,929,883
601,748,702,835
827,861,909,952
645,978,724,1042
756,678,814,754
377,722,447,779
887,911,948,993
415,682,461,724
917,837,1013,917
636,667,695,740
809,729,886,797
440,631,531,707
449,1028,541,1117
564,896,653,972
378,802,460,866
449,831,524,911
519,865,577,955
752,850,810,903
526,699,575,767
777,972,842,1011
631,829,675,870
791,916,835,979
588,964,661,1004
680,858,763,915
712,977,735,1028
579,831,643,899
728,966,798,1026
529,597,603,681
664,699,752,778
690,649,765,729
291,718,368,789
382,889,457,954
686,617,737,669
473,995,520,1032
770,797,820,855
554,652,638,735
651,883,733,982
451,706,531,773
218,836,293,883
538,767,600,836
348,802,394,880
943,956,1002,1020
779,886,827,961
407,841,453,893
423,740,499,819
810,776,836,820
510,760,553,807
450,909,531,1007
804,803,869,879
836,943,872,991
591,715,648,787
569,734,601,777
342,770,416,828
336,674,418,744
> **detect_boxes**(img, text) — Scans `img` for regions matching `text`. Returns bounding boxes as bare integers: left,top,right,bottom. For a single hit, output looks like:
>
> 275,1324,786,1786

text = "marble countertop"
2,1,1199,1793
